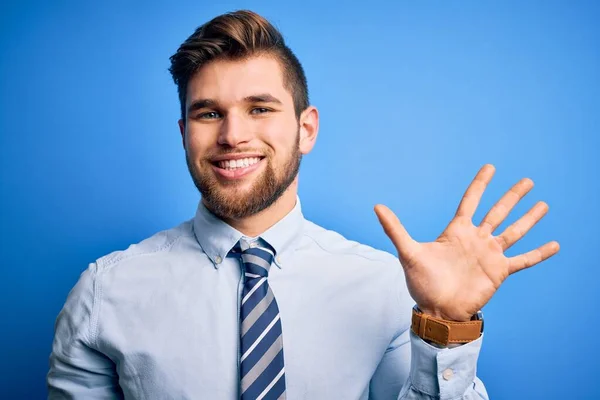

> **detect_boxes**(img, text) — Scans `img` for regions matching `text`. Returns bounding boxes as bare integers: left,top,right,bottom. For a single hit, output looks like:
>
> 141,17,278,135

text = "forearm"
397,332,488,400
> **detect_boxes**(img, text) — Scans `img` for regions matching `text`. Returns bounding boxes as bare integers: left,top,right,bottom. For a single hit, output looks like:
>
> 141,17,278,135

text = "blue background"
1,1,598,398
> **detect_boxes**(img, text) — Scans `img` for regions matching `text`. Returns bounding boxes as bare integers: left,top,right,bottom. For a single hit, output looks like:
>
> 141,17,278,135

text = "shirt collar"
192,195,304,269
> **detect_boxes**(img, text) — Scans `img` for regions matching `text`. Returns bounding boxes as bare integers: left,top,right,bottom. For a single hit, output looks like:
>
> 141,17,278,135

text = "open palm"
374,164,560,322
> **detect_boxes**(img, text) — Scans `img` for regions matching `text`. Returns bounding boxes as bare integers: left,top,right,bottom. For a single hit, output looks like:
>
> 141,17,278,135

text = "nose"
217,113,252,147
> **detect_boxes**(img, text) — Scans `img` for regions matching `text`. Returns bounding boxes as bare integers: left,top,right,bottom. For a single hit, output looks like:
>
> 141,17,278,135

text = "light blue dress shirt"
48,196,489,399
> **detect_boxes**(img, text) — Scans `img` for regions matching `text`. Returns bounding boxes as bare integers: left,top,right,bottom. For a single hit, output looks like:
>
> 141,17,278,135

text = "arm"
372,165,560,398
47,263,123,399
369,326,488,399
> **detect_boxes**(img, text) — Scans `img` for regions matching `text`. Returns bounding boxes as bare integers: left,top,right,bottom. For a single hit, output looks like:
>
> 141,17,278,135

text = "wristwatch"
411,305,484,347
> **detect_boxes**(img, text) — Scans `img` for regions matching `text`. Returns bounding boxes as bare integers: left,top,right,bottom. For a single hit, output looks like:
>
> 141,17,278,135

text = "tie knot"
232,239,275,279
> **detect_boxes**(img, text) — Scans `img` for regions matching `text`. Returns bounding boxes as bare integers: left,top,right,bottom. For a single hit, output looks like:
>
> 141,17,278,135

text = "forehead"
186,55,292,106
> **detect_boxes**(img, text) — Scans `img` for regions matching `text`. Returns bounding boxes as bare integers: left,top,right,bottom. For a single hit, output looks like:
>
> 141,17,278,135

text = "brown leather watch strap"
411,307,483,347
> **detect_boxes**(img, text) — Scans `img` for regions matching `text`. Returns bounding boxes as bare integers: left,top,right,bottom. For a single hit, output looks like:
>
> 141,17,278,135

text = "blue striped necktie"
233,239,286,400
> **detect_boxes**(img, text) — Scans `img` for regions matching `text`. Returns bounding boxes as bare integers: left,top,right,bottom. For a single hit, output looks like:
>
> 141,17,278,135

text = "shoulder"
301,218,415,317
301,219,400,267
94,219,196,273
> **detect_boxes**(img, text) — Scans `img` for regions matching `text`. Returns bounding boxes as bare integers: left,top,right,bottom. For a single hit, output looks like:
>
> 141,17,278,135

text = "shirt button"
215,256,222,264
276,256,282,264
442,368,454,381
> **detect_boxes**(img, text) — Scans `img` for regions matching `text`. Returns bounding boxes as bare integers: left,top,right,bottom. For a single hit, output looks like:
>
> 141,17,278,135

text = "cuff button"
442,368,454,381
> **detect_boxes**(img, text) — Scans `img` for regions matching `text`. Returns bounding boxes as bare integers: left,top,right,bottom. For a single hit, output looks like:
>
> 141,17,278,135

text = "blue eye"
199,111,221,119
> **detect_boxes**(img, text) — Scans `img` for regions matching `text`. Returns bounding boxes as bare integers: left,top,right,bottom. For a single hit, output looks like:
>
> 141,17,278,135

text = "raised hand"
374,164,560,322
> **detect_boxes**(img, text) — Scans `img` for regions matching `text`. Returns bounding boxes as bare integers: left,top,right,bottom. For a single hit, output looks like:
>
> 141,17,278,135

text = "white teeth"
217,157,261,170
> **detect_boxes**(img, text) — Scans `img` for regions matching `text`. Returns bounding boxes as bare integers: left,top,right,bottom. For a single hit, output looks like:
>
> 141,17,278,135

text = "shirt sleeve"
369,325,489,400
47,263,123,399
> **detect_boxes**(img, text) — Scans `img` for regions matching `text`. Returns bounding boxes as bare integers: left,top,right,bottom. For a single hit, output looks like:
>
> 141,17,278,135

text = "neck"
210,179,299,238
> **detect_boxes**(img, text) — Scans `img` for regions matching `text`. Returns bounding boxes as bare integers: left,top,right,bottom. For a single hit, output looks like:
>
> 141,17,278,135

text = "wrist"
411,305,484,347
417,306,473,322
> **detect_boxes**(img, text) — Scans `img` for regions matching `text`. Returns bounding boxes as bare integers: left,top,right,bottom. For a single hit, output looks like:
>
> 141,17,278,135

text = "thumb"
374,204,417,260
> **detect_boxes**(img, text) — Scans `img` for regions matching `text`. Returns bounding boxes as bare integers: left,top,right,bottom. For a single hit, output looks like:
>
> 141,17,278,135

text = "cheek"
185,142,203,160
185,132,212,158
260,120,298,154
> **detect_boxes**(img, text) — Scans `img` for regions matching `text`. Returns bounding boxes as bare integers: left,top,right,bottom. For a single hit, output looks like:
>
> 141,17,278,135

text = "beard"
185,128,302,221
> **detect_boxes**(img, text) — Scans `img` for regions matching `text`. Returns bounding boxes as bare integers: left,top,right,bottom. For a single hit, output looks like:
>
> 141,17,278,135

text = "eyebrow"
187,93,283,113
244,94,283,105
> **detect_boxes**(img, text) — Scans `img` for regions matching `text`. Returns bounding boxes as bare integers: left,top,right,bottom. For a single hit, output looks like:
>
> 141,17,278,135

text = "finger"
507,241,560,274
374,204,418,260
479,178,534,235
455,164,496,220
495,201,549,251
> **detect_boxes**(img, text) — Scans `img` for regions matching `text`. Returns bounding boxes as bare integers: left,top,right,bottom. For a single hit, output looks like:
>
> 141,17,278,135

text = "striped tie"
234,239,286,400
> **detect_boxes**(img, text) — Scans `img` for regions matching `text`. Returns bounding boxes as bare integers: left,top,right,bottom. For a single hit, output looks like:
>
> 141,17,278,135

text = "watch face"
469,310,484,333
476,310,484,333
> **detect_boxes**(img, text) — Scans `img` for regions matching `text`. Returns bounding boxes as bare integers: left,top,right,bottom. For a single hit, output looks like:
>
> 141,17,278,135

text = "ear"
298,106,319,155
178,119,186,149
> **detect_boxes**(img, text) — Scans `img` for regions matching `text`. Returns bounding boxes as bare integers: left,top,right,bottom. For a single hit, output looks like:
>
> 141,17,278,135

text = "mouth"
210,156,266,180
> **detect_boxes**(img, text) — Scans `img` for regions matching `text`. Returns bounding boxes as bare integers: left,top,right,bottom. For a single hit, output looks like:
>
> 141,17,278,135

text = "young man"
47,10,559,399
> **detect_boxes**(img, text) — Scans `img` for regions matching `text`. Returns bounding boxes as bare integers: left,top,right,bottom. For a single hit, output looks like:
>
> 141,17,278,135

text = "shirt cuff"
408,330,483,399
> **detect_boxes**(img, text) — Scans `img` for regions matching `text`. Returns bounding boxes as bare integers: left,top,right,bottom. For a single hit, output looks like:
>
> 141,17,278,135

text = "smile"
211,157,266,180
216,157,262,170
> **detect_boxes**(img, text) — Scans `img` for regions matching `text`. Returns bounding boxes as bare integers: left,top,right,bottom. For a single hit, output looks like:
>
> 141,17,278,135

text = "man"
47,10,559,399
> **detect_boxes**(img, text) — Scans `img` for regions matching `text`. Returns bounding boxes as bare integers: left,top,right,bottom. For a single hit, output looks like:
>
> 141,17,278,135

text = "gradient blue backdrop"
1,1,598,399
